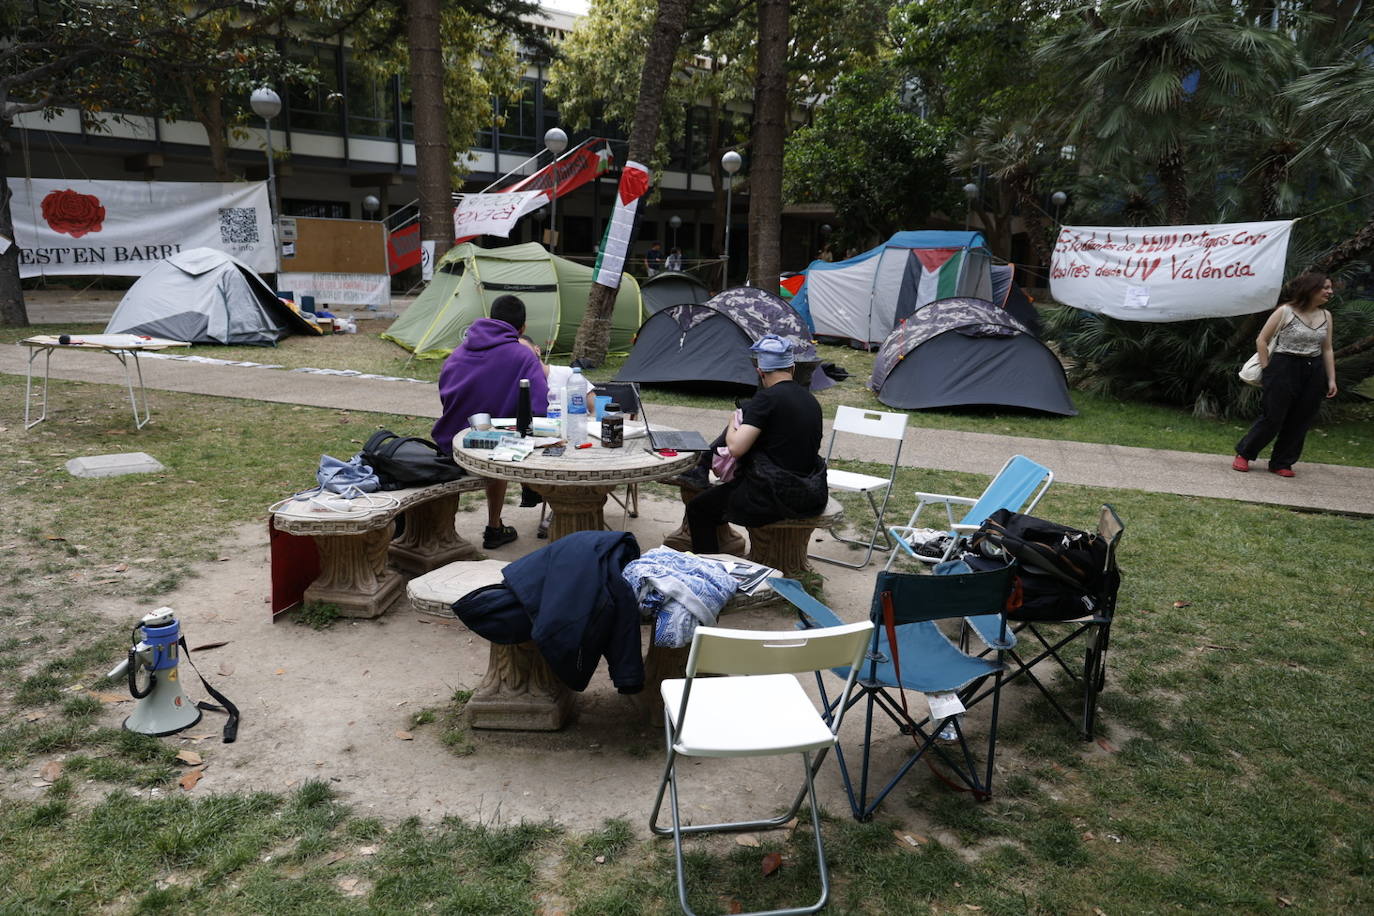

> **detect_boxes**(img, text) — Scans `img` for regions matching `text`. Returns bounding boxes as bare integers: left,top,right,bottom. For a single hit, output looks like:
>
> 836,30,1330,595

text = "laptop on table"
630,383,711,451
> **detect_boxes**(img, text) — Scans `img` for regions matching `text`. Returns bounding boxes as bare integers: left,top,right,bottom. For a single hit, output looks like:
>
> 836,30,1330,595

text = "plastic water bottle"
565,368,588,444
546,386,563,438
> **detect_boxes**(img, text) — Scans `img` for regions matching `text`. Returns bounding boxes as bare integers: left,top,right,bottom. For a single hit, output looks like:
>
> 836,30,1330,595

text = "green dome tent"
382,242,643,359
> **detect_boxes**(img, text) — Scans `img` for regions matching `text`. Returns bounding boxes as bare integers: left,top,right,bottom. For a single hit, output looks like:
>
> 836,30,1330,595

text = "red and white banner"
12,178,275,278
453,140,614,247
452,190,546,240
1049,220,1295,321
387,140,616,274
593,160,649,289
387,222,423,274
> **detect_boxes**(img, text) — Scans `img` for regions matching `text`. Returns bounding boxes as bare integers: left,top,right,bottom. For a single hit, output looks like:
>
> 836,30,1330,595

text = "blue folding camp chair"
771,565,1019,821
887,454,1052,566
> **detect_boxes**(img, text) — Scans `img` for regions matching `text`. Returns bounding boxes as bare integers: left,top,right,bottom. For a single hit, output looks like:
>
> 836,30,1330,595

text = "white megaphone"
106,607,202,736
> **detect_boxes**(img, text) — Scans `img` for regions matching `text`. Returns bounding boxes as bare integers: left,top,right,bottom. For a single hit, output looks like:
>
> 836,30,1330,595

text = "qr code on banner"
218,208,259,245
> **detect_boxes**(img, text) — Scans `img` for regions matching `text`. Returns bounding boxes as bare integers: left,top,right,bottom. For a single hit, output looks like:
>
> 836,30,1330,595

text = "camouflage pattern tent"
870,297,1075,415
615,286,833,391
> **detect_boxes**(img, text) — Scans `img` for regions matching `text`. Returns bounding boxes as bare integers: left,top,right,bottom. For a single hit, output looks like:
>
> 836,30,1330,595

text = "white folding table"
21,334,190,430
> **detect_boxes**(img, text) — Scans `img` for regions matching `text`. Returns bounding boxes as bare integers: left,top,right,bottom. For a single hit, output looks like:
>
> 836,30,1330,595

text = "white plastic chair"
886,454,1053,567
808,406,909,569
649,621,874,916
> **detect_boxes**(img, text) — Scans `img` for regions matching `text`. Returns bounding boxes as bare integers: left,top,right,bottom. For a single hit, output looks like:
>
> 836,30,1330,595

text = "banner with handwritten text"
1049,220,1294,321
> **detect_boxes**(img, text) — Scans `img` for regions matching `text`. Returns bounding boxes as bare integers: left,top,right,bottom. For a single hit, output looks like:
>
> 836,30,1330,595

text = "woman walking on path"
1233,272,1338,478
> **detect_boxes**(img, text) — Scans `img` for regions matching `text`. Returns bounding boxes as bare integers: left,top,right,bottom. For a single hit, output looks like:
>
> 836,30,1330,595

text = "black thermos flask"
516,378,533,437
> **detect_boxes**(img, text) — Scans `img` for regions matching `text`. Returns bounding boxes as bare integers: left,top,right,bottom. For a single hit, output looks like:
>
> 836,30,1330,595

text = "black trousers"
1235,352,1326,470
686,479,743,554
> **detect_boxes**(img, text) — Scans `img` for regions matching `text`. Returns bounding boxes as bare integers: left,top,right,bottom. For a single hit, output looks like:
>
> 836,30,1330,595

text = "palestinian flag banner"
912,248,967,305
593,160,650,289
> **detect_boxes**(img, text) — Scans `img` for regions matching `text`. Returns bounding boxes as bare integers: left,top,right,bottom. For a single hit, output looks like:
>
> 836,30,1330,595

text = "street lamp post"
543,127,568,253
721,150,742,284
250,87,283,270
962,181,979,231
1051,190,1068,224
668,214,681,250
362,194,380,219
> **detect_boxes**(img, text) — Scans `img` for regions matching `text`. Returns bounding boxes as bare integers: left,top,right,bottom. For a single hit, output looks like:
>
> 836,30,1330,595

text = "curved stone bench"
745,497,846,577
271,476,485,619
406,554,783,731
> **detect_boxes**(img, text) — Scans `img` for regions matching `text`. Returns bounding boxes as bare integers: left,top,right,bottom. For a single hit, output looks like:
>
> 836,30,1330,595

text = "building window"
283,199,348,219
476,96,498,151
346,59,398,139
496,79,538,153
288,45,341,134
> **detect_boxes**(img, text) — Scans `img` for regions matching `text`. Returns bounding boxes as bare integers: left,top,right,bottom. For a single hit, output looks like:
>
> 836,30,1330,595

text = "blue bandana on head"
750,334,795,370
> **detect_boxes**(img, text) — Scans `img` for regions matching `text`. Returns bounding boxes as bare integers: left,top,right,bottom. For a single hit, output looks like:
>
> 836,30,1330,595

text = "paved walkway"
4,339,1372,516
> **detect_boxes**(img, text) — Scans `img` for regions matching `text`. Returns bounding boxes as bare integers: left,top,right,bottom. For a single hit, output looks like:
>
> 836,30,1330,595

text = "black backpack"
361,429,466,491
967,509,1111,621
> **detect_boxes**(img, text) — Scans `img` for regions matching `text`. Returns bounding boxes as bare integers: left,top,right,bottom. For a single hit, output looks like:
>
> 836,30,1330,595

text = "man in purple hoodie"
433,295,549,549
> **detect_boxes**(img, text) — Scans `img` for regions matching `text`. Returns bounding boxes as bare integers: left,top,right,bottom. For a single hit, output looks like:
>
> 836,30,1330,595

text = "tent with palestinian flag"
790,231,993,346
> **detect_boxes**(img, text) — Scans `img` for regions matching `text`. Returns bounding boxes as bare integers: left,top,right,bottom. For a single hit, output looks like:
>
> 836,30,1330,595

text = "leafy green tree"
891,0,1069,130
784,67,949,247
549,0,889,287
0,0,279,327
341,0,541,250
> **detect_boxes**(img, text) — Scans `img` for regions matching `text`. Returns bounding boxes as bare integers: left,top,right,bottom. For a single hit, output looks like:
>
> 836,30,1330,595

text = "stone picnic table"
450,433,697,729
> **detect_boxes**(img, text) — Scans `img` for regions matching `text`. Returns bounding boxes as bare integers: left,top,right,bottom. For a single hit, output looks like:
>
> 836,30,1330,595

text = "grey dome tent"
870,297,1075,415
615,286,834,391
106,247,318,345
641,270,710,314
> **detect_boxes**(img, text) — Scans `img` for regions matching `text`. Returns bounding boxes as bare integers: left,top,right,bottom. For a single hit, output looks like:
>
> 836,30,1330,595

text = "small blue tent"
790,231,992,346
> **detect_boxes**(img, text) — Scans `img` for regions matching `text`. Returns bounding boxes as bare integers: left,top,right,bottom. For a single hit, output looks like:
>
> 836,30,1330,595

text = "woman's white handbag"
1238,305,1293,388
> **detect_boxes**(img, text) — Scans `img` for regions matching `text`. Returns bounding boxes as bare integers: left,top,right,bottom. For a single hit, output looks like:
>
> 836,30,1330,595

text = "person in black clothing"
685,335,827,553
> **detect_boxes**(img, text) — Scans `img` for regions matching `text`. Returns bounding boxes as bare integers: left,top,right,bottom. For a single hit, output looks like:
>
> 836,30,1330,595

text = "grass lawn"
7,320,1373,468
0,368,1370,913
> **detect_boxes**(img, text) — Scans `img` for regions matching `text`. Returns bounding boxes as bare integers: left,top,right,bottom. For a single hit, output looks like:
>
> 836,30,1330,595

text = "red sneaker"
1231,456,1250,472
1269,467,1295,478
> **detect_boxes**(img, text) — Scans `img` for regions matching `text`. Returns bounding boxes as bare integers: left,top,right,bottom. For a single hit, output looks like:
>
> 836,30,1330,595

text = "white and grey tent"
106,247,318,345
790,231,993,346
615,286,834,392
870,297,1075,415
641,270,710,314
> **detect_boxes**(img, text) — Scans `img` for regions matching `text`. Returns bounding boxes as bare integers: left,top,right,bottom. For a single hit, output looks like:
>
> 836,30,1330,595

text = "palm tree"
948,114,1061,269
1039,0,1293,224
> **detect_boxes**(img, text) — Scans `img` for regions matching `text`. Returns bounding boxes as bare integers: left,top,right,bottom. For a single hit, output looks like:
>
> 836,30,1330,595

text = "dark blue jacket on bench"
453,531,644,694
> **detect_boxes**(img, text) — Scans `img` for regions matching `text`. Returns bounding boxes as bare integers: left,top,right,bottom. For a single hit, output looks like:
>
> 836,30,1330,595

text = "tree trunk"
1311,216,1374,277
748,0,788,296
203,96,233,182
406,0,454,249
0,136,28,328
1158,148,1189,225
1010,169,1050,284
572,0,692,365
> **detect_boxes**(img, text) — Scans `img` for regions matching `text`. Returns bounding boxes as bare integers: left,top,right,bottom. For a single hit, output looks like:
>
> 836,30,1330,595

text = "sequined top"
1273,307,1328,358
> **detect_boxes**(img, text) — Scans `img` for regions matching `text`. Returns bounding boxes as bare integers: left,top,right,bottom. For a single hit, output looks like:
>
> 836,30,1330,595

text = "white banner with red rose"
12,178,275,278
1049,220,1295,321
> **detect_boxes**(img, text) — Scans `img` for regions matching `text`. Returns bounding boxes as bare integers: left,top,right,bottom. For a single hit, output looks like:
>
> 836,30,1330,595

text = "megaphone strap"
177,635,240,743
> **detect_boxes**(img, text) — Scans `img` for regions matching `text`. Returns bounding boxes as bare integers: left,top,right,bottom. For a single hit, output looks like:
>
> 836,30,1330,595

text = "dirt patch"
7,492,1047,841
